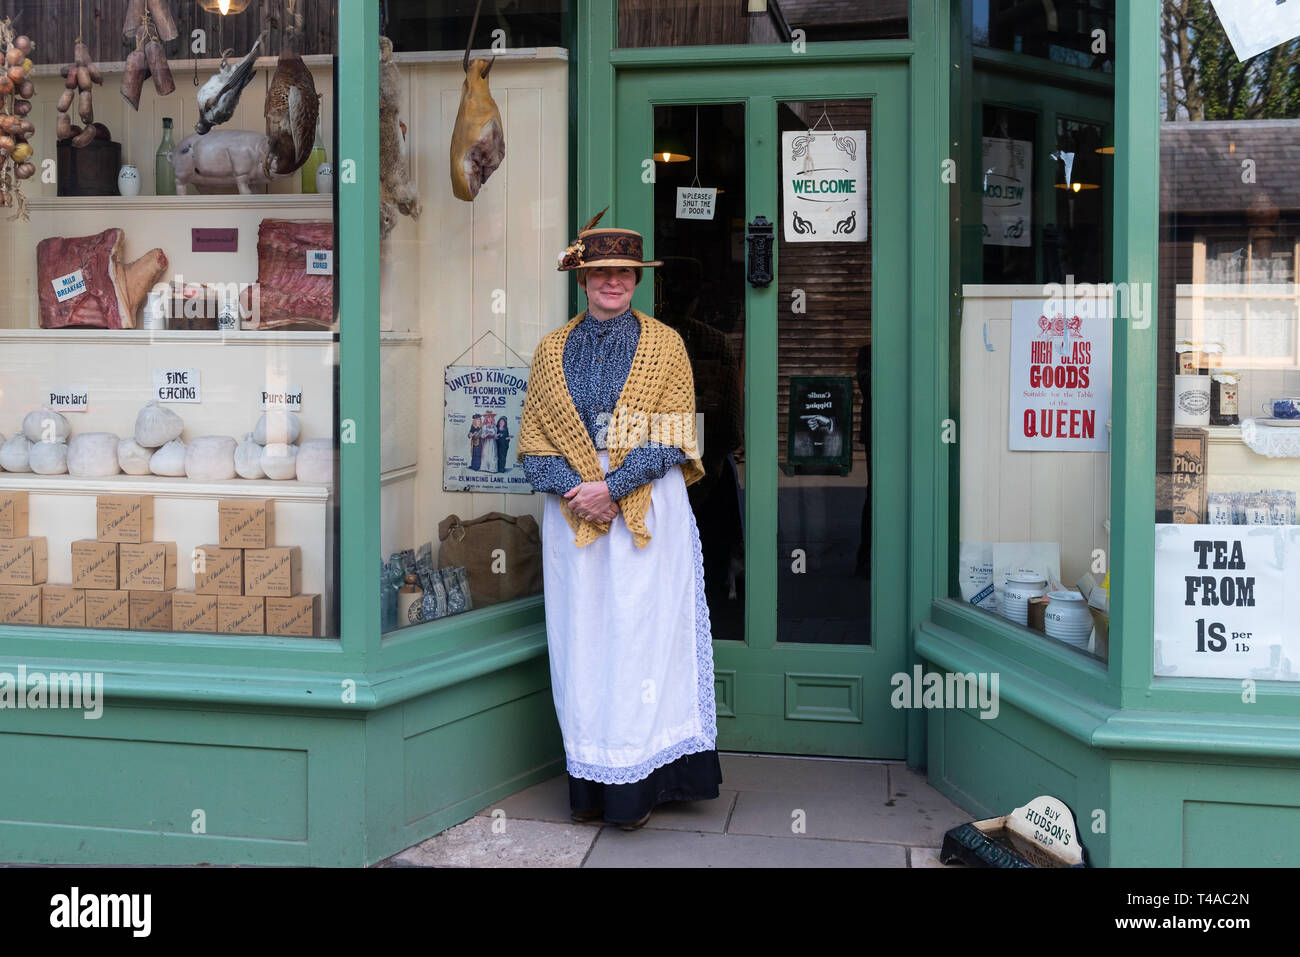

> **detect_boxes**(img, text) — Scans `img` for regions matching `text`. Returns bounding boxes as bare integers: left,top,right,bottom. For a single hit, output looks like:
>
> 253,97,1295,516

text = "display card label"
260,385,303,411
192,228,239,253
45,389,88,412
153,368,202,403
306,250,333,275
52,269,87,303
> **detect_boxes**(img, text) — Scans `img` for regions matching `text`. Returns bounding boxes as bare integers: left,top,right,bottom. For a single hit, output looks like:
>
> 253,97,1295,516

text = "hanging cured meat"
241,219,333,331
37,228,169,329
449,1,504,202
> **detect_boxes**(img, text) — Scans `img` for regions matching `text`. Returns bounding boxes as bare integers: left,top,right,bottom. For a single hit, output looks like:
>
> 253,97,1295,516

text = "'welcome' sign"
781,130,867,243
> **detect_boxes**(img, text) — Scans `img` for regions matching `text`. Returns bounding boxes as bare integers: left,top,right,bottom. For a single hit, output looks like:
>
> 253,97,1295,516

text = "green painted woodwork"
613,61,910,759
1,0,1298,867
909,0,950,769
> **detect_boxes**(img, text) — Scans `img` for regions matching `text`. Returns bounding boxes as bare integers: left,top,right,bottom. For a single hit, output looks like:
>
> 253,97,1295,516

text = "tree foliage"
1162,0,1300,120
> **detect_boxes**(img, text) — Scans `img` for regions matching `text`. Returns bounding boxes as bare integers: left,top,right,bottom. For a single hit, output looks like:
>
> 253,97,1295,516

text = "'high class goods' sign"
1008,298,1111,452
1154,524,1299,680
781,130,867,243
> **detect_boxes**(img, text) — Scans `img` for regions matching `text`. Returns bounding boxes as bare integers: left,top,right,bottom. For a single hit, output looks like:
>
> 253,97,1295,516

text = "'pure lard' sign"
1008,297,1111,452
1154,525,1297,680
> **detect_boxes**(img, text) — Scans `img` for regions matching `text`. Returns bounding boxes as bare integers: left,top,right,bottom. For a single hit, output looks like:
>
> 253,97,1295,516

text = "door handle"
746,216,774,287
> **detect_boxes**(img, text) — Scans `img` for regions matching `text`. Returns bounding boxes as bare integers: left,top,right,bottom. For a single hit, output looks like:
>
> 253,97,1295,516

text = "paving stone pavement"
382,754,973,868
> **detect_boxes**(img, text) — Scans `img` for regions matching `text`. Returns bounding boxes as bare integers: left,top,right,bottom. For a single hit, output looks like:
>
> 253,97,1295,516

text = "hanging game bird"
196,32,266,135
264,50,320,177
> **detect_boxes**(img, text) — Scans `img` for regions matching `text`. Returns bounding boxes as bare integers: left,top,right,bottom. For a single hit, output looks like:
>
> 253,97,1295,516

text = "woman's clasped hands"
564,480,619,524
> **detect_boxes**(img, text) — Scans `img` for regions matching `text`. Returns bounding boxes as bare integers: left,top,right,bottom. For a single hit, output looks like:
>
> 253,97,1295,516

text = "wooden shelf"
29,47,568,78
0,329,417,345
24,195,334,212
0,328,334,344
0,471,331,501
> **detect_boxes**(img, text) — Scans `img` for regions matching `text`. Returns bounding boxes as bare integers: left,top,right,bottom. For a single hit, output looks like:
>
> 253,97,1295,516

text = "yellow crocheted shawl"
517,308,705,548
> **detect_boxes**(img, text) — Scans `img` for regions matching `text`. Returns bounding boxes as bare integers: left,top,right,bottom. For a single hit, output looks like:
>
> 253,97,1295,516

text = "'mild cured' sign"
1008,298,1111,452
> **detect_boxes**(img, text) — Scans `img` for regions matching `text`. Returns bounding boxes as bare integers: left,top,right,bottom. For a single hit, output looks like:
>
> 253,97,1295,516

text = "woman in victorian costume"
517,208,722,830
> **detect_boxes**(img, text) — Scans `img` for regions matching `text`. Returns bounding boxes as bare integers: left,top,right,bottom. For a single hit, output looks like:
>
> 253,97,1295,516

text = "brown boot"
571,808,604,823
618,808,653,831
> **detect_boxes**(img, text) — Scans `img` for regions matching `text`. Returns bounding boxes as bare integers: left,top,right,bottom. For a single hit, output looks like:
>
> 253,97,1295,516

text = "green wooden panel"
403,687,562,826
0,733,307,838
1183,802,1300,867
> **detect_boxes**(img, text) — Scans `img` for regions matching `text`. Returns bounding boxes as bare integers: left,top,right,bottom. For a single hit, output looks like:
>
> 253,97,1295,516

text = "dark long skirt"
568,749,723,824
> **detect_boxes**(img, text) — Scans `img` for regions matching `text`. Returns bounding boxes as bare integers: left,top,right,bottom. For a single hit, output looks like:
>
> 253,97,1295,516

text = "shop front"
1,0,1298,867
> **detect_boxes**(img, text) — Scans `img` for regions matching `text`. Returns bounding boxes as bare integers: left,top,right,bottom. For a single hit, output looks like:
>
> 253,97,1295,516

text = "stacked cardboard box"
75,495,176,631
0,492,46,625
217,499,319,637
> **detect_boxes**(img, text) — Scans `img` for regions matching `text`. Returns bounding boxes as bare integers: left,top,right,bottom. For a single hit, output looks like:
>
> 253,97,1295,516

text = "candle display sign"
1154,524,1298,680
1008,298,1111,452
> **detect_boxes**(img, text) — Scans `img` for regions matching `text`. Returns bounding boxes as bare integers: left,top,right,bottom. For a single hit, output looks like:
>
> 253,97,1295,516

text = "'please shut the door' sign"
782,130,867,242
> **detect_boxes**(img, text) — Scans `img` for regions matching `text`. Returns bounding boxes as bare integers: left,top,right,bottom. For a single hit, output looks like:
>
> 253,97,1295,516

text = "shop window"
617,0,908,48
377,4,568,632
952,0,1115,661
1153,2,1300,681
973,0,1114,73
0,1,339,639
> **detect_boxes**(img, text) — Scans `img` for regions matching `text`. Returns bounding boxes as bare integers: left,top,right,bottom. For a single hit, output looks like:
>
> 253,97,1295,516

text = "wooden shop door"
615,63,910,758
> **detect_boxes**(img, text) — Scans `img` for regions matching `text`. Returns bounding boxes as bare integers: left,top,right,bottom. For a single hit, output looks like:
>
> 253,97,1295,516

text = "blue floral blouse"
523,307,688,500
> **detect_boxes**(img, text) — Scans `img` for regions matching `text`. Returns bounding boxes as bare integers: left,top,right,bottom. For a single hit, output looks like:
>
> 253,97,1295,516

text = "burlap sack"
437,511,543,607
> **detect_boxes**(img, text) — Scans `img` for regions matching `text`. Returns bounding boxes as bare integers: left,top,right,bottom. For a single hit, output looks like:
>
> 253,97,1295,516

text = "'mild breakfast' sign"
1008,298,1111,452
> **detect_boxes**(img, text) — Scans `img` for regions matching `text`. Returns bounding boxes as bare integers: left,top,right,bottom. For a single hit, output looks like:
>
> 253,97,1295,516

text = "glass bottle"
301,116,327,193
155,117,177,196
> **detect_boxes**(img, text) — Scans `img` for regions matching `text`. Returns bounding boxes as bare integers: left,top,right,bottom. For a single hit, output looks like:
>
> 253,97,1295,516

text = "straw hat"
557,206,663,271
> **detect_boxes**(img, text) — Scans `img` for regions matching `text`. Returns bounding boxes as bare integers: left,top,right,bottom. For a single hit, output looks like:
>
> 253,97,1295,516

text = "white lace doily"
1240,417,1300,458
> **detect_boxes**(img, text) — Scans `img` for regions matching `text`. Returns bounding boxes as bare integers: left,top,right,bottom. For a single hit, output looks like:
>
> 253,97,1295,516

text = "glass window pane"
952,0,1116,662
618,0,907,48
379,5,568,632
973,0,1115,72
652,103,748,641
1155,2,1300,681
775,99,872,645
1,2,338,638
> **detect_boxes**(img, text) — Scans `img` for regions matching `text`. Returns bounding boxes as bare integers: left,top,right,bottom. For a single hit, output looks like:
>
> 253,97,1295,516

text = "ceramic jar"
1044,590,1093,647
1001,570,1047,626
117,165,141,197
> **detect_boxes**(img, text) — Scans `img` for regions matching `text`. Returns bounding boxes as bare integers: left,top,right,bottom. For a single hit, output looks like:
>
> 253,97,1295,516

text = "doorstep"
378,753,971,868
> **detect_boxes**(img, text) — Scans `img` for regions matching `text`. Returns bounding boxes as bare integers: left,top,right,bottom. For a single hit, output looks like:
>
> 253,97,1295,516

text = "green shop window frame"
922,0,1300,738
0,2,548,710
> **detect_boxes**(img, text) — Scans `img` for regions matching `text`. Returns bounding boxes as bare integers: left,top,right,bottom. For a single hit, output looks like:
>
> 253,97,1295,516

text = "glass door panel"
652,103,748,641
776,99,872,645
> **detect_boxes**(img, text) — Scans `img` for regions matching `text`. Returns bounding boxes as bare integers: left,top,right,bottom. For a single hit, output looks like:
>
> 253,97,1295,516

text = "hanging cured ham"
449,1,504,201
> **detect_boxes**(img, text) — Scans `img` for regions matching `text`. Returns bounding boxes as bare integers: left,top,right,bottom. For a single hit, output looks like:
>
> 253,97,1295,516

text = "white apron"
542,450,718,785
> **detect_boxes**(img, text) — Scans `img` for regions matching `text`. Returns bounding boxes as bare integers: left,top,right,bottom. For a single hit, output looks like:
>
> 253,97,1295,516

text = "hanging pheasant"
264,0,319,177
450,0,504,202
